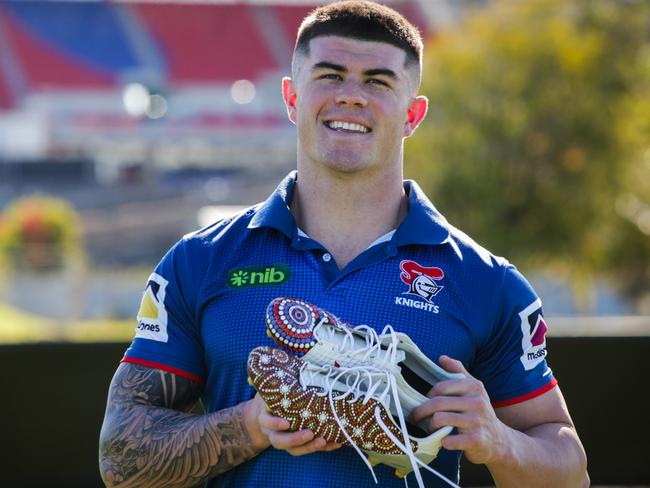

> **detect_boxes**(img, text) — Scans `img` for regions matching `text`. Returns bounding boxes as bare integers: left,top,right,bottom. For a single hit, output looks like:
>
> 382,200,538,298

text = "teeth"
327,120,369,133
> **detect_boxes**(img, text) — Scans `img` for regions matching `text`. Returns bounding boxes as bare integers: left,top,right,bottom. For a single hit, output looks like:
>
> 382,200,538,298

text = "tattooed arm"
99,362,271,488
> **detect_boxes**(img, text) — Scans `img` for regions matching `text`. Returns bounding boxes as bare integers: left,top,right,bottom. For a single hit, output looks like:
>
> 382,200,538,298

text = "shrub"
0,195,84,271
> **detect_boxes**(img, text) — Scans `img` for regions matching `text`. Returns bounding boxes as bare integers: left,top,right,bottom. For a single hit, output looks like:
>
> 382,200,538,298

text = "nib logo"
227,264,291,289
230,270,249,287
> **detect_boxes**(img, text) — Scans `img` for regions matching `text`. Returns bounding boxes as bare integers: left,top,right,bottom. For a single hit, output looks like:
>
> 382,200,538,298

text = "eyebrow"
312,61,398,80
364,68,398,80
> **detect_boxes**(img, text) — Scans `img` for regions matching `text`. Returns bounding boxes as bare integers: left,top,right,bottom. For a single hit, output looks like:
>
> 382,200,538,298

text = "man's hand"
247,393,341,456
410,356,588,488
410,355,508,465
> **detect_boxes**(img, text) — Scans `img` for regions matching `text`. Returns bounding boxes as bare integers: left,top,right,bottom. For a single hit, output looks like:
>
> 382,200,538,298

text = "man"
99,2,589,487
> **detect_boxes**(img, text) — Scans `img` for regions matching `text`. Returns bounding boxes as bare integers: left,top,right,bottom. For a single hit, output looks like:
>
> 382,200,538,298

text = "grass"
0,301,134,343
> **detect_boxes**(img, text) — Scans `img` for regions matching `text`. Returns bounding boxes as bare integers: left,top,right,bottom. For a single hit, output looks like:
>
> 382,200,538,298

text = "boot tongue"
304,341,405,374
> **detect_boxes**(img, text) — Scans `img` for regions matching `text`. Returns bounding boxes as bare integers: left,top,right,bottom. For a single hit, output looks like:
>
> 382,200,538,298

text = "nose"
334,79,367,107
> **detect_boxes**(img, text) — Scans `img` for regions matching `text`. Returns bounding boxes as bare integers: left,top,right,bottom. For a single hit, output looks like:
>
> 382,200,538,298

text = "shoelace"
299,329,461,488
312,317,403,371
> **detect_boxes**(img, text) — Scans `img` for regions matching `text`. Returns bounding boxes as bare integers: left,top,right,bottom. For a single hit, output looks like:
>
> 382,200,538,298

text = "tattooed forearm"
99,363,266,488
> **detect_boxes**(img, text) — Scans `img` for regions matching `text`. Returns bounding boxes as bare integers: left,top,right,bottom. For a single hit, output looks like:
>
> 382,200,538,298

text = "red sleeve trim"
121,357,204,385
492,378,558,408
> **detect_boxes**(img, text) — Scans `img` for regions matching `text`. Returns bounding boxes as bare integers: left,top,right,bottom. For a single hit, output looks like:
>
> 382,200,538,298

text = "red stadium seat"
0,71,13,109
272,5,313,45
135,3,278,85
2,4,115,89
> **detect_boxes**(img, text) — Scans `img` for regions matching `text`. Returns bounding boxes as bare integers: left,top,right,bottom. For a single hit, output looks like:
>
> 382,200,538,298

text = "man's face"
283,36,427,175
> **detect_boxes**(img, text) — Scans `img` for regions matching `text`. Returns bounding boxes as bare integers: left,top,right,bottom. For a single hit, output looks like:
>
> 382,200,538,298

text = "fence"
1,336,648,487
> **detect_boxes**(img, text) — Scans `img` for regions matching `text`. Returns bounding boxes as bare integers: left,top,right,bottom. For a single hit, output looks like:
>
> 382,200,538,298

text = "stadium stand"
0,0,433,266
0,1,429,92
134,3,279,84
0,70,12,109
1,1,131,88
273,5,316,45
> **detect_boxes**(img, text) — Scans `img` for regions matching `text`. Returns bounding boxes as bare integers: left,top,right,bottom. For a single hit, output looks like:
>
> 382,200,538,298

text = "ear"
282,77,298,125
403,95,428,137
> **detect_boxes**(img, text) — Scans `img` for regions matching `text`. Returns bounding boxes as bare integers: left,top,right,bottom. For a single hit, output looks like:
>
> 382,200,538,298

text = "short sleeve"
122,238,207,384
472,264,557,407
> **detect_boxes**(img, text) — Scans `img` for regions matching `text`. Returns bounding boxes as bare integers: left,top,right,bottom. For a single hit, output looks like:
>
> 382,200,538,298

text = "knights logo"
135,272,169,343
399,260,445,303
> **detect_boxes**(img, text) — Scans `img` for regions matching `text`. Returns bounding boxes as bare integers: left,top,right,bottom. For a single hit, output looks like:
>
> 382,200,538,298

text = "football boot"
247,346,459,488
265,297,464,432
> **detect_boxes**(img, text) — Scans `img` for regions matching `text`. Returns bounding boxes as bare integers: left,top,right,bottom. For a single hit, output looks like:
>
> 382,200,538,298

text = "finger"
439,355,469,375
411,395,479,423
428,411,480,432
441,432,480,452
427,378,472,397
430,376,487,397
410,399,437,423
267,428,315,451
258,409,291,431
321,441,343,452
285,436,329,456
411,392,471,422
429,395,482,413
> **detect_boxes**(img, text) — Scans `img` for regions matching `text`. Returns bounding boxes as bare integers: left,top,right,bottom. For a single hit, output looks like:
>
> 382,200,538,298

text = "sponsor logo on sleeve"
135,273,169,343
519,298,549,370
394,260,444,313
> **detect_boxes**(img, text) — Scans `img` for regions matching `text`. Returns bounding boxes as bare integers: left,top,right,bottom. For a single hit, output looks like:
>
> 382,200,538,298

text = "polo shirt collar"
396,180,450,246
248,171,298,239
248,172,450,246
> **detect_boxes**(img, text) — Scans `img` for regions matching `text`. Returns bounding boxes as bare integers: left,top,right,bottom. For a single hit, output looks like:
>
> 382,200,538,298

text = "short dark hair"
294,1,423,68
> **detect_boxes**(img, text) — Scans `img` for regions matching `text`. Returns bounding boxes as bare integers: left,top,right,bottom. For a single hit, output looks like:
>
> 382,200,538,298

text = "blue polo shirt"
123,171,556,487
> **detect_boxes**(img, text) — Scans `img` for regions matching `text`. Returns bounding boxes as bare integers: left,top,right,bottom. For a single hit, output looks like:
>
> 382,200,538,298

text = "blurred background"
0,0,648,486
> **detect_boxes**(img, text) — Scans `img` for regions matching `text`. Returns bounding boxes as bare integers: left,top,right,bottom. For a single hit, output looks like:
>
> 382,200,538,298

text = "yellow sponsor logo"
136,272,169,342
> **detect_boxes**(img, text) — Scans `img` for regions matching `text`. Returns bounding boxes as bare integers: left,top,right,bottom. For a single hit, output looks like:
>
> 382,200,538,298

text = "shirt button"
322,253,332,262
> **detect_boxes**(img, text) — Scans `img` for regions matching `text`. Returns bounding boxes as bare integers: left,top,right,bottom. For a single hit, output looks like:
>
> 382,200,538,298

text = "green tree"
407,0,650,308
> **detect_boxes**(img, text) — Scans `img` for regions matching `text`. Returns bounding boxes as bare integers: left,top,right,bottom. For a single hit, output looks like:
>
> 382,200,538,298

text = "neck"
291,163,407,269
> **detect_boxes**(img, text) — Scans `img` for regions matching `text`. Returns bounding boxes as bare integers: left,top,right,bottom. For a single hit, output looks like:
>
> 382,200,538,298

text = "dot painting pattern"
247,345,416,454
265,297,338,356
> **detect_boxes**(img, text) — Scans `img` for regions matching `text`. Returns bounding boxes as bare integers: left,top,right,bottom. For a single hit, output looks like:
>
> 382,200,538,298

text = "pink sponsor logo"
531,315,548,347
519,299,549,370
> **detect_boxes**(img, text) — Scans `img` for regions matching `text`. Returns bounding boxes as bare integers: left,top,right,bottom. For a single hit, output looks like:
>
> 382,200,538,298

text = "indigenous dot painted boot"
247,346,459,488
265,297,464,432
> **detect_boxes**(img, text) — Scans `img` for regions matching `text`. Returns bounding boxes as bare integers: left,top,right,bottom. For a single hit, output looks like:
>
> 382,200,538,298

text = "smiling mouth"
324,120,371,133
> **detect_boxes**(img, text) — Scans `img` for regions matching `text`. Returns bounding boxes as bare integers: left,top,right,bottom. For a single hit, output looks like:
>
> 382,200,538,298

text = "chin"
319,150,373,174
321,159,370,175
